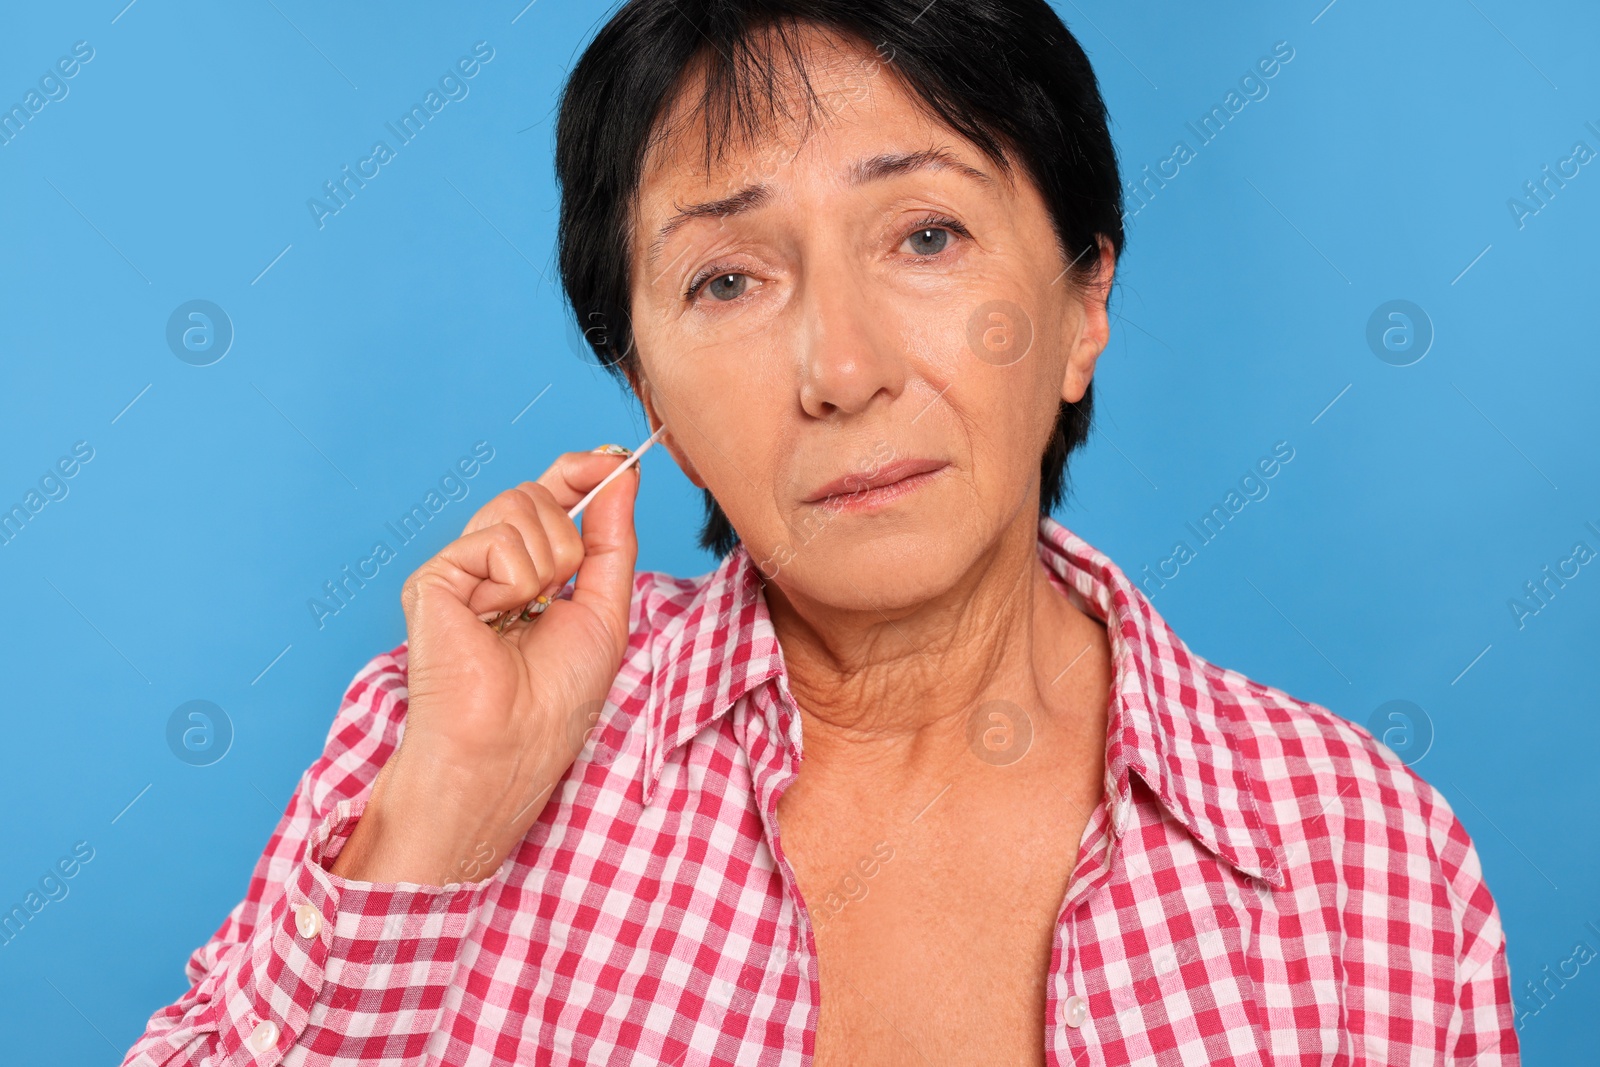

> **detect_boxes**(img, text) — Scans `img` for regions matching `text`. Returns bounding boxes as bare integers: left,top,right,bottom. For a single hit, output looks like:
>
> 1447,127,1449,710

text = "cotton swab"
567,424,666,520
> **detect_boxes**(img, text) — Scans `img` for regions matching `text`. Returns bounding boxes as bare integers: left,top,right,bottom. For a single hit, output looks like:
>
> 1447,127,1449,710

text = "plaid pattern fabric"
122,514,1519,1066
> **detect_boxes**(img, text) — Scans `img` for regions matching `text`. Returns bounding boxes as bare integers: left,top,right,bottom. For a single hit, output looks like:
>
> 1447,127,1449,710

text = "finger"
563,452,641,641
531,449,643,512
520,482,586,599
461,484,549,539
456,487,561,599
404,523,544,620
459,483,593,604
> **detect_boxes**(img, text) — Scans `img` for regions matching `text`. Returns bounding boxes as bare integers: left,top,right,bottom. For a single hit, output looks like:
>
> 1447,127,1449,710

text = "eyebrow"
648,186,771,273
646,148,996,272
847,147,996,190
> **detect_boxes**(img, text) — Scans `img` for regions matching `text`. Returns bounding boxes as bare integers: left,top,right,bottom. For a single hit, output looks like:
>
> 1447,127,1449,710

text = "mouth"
803,457,949,510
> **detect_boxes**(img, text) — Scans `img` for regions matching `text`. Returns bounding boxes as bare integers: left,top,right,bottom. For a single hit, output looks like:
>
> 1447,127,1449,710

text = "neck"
763,512,1103,777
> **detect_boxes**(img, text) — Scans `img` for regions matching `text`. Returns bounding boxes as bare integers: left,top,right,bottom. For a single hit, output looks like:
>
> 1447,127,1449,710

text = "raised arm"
122,446,646,1064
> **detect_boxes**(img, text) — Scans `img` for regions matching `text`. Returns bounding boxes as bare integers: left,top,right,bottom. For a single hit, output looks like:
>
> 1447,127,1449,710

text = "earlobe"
1059,238,1115,404
1059,350,1099,405
1068,315,1107,403
1055,310,1100,407
1058,312,1109,405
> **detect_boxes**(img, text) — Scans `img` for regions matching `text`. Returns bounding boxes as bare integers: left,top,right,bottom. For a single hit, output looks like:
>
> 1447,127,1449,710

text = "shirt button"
1060,994,1089,1028
294,902,323,939
248,1018,281,1052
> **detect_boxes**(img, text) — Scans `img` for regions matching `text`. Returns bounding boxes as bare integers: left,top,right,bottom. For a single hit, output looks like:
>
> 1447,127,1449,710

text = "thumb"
567,455,641,639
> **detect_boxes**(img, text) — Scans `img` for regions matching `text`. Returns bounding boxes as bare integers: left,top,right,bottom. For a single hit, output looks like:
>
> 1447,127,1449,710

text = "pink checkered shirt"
122,515,1518,1066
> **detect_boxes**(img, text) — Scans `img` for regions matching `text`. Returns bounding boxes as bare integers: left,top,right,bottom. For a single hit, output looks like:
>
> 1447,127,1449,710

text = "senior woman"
123,1,1518,1065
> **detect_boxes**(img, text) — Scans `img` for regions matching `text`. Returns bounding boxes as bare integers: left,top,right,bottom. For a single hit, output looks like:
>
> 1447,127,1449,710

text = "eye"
900,214,970,257
705,273,748,301
686,270,750,303
906,227,949,255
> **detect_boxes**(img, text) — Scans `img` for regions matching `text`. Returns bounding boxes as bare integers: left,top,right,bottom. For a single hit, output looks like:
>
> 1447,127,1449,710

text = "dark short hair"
554,0,1125,559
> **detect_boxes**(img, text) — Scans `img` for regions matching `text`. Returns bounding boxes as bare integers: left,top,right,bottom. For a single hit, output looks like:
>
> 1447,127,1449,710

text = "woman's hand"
329,448,642,886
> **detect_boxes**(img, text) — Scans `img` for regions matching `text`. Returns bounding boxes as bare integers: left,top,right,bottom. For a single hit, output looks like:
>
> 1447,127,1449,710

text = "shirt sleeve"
120,644,508,1067
1419,774,1522,1066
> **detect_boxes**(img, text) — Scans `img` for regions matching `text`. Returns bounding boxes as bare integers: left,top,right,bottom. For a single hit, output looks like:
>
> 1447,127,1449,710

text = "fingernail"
592,443,632,456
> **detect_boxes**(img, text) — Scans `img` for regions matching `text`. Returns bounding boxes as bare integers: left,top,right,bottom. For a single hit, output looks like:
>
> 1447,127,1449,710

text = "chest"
428,702,1426,1067
773,765,1099,1066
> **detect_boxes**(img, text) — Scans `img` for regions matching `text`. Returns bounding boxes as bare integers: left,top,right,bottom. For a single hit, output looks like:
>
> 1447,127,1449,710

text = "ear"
624,361,707,489
1059,236,1116,405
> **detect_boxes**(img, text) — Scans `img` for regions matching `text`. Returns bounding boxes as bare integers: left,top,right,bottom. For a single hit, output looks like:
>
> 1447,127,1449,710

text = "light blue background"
2,0,1595,1061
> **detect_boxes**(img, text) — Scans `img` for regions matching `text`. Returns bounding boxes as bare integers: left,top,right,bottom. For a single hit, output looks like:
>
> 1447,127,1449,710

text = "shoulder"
1190,649,1505,970
1201,655,1433,827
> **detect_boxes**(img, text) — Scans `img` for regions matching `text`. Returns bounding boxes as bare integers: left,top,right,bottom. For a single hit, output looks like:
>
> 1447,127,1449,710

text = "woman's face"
627,27,1113,609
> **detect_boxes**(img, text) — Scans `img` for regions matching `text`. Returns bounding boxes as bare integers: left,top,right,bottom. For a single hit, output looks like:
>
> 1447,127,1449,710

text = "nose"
796,264,907,419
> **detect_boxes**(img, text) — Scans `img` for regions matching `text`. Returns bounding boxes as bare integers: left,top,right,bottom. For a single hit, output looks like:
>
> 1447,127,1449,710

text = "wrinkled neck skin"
762,499,1105,785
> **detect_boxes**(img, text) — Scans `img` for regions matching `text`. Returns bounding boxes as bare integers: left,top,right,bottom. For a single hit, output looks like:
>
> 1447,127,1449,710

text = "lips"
803,457,948,503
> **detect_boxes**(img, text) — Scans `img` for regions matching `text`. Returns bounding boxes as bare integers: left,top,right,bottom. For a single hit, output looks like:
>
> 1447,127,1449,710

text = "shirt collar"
1033,515,1288,888
639,546,787,806
639,514,1287,888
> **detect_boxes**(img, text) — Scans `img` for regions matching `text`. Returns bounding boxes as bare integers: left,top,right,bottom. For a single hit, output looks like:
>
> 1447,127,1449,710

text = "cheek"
641,342,790,505
898,296,1057,461
953,378,1024,473
890,297,967,380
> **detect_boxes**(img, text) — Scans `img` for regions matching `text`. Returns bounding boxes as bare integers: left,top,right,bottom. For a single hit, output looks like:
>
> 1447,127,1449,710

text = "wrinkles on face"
624,26,1111,731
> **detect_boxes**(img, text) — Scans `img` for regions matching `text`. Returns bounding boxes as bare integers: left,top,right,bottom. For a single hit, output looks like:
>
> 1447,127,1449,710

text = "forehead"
637,26,937,195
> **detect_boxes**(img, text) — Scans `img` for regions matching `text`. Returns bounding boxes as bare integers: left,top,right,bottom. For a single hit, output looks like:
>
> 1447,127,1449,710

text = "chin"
786,521,973,607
